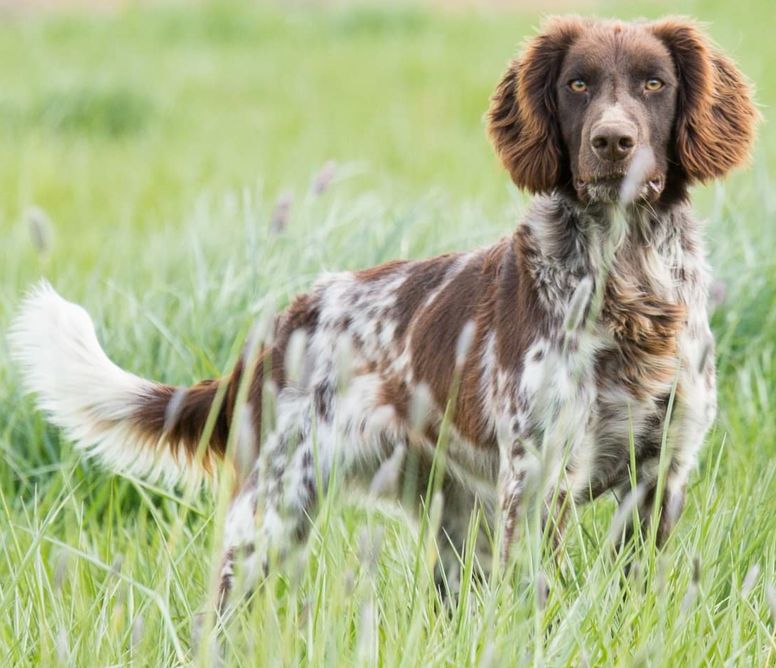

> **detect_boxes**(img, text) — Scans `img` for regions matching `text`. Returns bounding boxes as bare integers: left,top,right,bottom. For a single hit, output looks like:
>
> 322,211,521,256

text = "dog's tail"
8,281,236,486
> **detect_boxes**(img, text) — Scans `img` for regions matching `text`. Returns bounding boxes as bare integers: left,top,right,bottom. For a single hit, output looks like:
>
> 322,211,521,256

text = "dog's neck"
521,191,696,267
514,192,702,319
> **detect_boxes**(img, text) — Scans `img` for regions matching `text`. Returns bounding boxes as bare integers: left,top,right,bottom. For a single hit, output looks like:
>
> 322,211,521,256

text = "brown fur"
134,380,229,471
649,19,759,184
599,280,687,398
488,17,584,193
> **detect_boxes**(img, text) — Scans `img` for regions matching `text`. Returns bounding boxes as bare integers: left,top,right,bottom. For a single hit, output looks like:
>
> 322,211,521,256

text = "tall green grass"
1,3,775,666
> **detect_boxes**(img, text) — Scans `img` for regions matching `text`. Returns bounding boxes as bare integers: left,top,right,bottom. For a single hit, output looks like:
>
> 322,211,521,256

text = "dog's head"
488,17,758,204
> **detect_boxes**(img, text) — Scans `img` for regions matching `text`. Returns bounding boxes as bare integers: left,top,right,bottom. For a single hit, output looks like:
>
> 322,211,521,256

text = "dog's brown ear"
650,18,759,183
487,17,583,193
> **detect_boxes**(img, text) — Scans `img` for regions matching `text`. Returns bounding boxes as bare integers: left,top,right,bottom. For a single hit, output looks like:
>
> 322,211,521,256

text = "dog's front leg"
620,332,717,548
498,330,598,564
496,427,589,565
497,432,530,566
215,398,323,618
216,451,310,611
655,335,717,545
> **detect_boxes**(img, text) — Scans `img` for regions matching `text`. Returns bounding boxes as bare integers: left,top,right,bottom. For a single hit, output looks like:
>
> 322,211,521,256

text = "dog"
10,17,757,615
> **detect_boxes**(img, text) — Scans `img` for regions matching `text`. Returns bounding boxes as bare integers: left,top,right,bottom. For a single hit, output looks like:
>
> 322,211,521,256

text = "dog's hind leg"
434,480,495,598
215,392,323,616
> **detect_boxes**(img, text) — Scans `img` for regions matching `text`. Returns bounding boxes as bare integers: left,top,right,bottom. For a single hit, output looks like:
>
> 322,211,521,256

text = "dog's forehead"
561,22,674,74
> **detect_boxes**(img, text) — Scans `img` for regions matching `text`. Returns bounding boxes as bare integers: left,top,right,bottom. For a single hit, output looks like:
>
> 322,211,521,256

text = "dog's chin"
574,175,665,205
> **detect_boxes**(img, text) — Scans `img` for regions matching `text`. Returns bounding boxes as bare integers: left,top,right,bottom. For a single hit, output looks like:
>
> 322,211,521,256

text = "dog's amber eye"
569,79,588,93
645,78,664,91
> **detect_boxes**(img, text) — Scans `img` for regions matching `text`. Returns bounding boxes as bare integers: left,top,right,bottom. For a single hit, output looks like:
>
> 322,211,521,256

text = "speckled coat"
10,17,756,617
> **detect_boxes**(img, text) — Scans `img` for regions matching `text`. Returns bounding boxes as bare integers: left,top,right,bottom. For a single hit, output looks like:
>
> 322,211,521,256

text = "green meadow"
0,1,774,665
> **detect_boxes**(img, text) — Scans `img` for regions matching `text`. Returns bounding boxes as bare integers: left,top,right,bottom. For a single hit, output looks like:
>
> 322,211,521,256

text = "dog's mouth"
574,173,665,203
575,146,664,204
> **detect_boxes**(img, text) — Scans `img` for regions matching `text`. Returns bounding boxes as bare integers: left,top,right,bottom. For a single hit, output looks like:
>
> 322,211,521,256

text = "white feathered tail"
8,282,229,486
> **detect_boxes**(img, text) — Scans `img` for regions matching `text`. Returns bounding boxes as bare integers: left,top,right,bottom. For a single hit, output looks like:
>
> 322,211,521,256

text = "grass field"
1,1,775,665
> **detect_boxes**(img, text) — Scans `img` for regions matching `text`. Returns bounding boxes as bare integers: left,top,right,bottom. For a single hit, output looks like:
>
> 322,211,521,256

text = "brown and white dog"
10,17,757,611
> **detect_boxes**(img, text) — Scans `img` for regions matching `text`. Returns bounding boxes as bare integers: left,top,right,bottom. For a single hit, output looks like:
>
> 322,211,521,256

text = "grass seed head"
535,569,549,610
244,305,275,365
261,379,279,434
270,190,293,234
477,642,496,668
368,443,406,499
697,340,713,375
355,597,376,662
680,581,698,616
110,554,124,577
692,555,701,585
25,205,53,256
564,276,593,334
358,525,385,574
765,583,776,629
311,160,337,195
741,563,760,597
409,381,433,433
235,402,259,482
424,491,445,571
709,279,727,310
607,482,647,546
335,334,355,393
131,614,144,651
53,548,70,593
55,628,70,664
284,328,308,384
163,387,188,434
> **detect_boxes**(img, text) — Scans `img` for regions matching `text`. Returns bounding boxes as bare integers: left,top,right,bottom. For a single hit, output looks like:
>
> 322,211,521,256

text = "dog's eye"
568,79,588,93
645,78,664,92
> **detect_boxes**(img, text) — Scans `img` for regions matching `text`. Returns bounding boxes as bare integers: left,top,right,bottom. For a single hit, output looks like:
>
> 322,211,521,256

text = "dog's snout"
590,123,637,162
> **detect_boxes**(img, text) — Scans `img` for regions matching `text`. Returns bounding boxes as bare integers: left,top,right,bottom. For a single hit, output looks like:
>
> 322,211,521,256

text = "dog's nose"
590,124,637,162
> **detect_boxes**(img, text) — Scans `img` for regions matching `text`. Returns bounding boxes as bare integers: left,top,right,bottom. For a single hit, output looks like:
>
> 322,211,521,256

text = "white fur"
8,281,199,486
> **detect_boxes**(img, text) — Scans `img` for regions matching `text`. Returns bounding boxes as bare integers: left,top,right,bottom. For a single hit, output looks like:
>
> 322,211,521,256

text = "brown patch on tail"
130,378,233,473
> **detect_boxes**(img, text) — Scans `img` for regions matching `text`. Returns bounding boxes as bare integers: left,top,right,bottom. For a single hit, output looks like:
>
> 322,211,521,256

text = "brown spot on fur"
599,277,686,398
355,259,408,282
378,375,410,420
409,244,510,446
133,379,230,471
496,229,550,373
393,254,460,340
